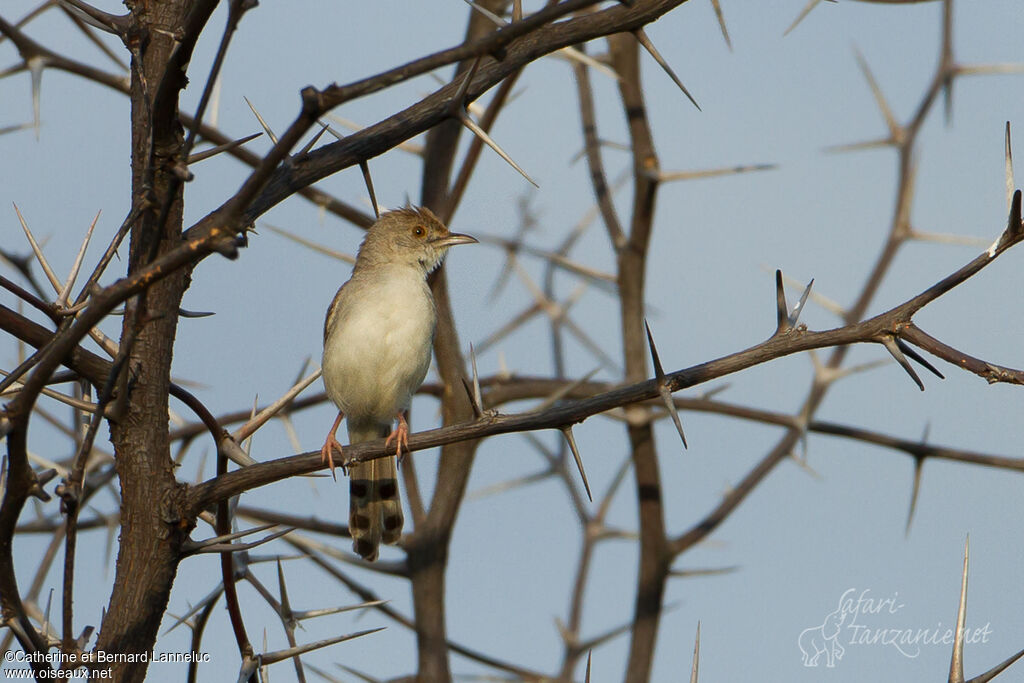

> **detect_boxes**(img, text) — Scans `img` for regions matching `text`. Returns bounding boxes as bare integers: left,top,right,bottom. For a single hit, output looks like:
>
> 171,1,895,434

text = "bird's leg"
320,410,345,481
385,411,411,464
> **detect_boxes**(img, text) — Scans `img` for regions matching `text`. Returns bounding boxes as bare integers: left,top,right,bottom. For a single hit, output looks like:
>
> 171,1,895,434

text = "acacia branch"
665,2,992,566
901,324,1024,385
192,0,696,229
606,30,666,683
185,210,1024,513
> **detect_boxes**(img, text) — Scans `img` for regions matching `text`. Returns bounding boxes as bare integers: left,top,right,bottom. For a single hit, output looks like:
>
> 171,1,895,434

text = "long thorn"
14,203,61,292
460,377,482,419
656,163,777,183
896,337,944,379
297,120,330,157
28,56,43,140
1006,122,1015,214
853,47,899,138
644,319,666,378
257,627,385,665
451,55,479,107
882,336,924,391
183,524,291,555
690,621,701,683
905,457,923,537
58,211,101,308
463,0,505,26
709,0,731,50
232,369,322,444
965,646,1024,683
560,426,592,502
645,320,687,449
450,57,538,187
243,96,278,144
469,343,483,416
1009,189,1023,238
788,278,814,327
457,111,538,187
275,558,292,617
354,160,378,220
783,0,826,36
774,269,788,333
187,132,262,165
948,535,969,683
940,0,954,126
634,29,700,111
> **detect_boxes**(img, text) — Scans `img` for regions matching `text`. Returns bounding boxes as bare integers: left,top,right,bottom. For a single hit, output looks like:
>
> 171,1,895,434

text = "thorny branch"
187,195,1024,511
1,1,1023,681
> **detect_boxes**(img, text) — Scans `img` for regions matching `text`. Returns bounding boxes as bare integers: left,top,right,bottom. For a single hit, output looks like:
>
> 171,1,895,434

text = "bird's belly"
322,289,434,421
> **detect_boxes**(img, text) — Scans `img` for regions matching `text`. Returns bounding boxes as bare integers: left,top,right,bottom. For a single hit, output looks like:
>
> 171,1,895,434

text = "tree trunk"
609,33,672,683
93,3,212,680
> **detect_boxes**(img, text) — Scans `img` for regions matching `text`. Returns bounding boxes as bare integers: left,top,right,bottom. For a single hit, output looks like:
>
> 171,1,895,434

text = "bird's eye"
412,225,426,237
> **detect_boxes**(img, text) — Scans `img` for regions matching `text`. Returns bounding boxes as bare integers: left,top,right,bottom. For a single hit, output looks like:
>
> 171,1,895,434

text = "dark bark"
92,3,214,681
608,33,670,683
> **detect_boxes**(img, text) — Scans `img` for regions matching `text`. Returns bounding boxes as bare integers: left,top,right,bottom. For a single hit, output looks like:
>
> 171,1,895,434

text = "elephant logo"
798,607,846,667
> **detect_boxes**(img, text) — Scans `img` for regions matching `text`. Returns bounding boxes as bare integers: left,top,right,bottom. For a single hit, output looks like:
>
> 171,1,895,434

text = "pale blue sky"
2,1,1023,681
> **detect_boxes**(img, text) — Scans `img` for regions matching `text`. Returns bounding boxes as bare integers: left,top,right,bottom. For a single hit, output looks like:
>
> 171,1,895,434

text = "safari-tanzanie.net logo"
798,588,993,668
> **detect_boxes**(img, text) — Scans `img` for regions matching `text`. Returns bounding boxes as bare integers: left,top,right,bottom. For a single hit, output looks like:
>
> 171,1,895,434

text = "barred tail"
347,421,404,561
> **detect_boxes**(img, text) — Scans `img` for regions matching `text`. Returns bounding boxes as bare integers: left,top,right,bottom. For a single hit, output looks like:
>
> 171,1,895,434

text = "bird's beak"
434,232,478,248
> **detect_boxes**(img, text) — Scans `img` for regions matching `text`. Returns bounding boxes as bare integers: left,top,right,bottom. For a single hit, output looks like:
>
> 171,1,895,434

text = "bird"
320,206,477,561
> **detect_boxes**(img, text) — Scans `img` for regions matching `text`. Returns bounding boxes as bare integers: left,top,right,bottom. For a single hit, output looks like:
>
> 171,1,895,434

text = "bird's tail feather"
347,420,404,561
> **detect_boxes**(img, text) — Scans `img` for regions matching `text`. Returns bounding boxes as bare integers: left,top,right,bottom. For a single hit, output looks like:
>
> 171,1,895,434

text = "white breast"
322,266,436,423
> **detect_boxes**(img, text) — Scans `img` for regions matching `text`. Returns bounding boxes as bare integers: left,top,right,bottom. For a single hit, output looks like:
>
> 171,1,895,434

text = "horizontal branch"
175,318,886,510
185,207,1024,512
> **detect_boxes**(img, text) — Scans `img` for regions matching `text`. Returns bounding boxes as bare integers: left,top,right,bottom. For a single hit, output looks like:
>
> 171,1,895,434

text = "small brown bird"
321,206,476,561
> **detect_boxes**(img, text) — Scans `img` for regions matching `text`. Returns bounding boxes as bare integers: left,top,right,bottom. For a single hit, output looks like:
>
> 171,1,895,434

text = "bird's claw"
385,417,410,465
320,436,346,481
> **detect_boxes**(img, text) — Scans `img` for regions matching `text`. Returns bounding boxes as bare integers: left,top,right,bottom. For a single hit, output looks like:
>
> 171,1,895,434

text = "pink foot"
321,411,345,481
384,412,411,462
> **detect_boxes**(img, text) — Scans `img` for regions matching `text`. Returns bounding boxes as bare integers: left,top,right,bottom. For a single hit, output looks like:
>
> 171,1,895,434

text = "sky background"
2,1,1024,681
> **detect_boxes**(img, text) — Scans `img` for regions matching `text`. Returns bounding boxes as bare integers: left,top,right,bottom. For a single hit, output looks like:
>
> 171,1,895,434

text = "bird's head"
356,206,477,273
